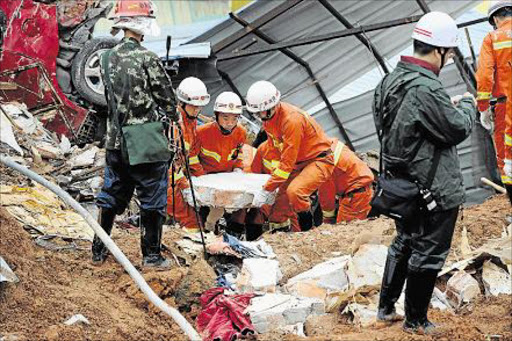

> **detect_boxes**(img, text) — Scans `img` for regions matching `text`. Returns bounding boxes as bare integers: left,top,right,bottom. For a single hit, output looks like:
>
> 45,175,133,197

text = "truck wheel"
71,37,117,107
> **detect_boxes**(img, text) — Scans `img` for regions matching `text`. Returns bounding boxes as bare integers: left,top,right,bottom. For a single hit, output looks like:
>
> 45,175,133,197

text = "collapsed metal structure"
191,0,486,151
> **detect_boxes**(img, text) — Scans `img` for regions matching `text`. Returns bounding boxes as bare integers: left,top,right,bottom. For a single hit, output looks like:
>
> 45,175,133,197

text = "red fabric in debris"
196,288,255,341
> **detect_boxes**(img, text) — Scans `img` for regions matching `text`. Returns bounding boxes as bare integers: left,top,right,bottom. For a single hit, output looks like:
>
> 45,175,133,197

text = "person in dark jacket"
93,0,178,269
373,12,476,335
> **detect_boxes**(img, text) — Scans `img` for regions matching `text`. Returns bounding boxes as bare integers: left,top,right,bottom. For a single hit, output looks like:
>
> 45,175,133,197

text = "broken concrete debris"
446,269,481,309
342,302,378,327
236,258,282,293
63,314,90,326
0,256,19,284
245,293,324,334
346,244,388,289
285,256,350,300
481,260,512,296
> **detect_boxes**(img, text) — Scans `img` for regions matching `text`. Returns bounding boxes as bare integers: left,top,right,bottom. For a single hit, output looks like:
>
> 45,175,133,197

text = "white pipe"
481,177,507,194
0,155,202,341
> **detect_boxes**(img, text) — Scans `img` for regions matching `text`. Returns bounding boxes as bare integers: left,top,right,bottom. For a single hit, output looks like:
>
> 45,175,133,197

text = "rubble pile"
0,102,105,217
1,102,511,340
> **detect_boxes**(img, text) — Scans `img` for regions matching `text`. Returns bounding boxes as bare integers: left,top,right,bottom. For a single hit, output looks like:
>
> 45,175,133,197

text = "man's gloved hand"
480,109,493,131
233,168,244,173
253,189,273,207
505,159,512,178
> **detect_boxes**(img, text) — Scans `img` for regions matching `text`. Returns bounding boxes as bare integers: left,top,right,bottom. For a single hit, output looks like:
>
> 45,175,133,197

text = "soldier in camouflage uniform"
93,0,178,269
373,13,476,334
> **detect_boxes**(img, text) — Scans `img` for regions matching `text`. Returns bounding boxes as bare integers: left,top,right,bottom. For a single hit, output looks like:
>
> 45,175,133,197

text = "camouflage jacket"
101,37,177,150
373,60,476,210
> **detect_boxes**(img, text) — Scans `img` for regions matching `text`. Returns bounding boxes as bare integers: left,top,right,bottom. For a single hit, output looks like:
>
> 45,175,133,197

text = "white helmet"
245,80,281,113
411,12,459,48
488,1,512,25
214,91,243,115
176,77,210,106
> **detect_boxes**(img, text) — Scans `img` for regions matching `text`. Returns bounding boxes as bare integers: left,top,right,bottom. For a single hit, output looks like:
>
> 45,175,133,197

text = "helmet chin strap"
437,47,448,69
260,109,274,121
215,113,234,135
181,103,198,120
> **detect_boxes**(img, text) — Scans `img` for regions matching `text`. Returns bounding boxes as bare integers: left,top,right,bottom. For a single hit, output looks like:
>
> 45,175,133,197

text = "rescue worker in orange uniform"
251,140,300,232
246,81,335,231
196,92,248,237
318,139,374,224
476,0,512,206
166,77,210,233
196,92,247,174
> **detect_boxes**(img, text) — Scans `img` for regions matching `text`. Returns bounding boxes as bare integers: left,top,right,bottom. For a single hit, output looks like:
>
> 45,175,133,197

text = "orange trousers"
504,101,512,185
166,177,200,232
494,104,507,182
319,180,373,223
336,186,373,223
268,155,335,226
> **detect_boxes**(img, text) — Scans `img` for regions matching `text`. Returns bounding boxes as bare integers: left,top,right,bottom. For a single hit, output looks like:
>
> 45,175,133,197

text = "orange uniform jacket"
251,140,281,175
167,109,203,230
171,109,204,179
475,18,512,184
196,122,247,174
262,102,333,192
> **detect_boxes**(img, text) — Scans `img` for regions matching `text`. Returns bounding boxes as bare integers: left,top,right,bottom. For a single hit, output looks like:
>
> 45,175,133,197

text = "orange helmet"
110,0,155,19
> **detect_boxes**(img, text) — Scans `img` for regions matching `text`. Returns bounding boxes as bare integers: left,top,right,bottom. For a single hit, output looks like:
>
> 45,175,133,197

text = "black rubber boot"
225,222,246,240
506,185,512,206
245,224,263,241
92,207,116,264
377,253,408,322
140,209,170,270
297,210,314,231
403,269,439,335
311,193,323,227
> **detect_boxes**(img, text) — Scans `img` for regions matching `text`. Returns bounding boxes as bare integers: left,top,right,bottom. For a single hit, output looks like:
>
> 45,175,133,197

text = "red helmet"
110,0,155,19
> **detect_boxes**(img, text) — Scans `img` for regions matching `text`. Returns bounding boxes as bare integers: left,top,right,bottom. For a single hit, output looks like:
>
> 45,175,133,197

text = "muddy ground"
0,195,511,341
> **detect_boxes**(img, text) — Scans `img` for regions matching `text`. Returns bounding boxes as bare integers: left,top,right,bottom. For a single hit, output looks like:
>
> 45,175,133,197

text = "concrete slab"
246,293,325,334
346,244,388,289
446,270,480,308
482,260,512,296
182,173,275,211
236,258,282,293
285,256,350,300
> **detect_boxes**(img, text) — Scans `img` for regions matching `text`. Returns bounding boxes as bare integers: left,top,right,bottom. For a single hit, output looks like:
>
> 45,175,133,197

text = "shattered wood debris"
0,183,94,241
0,102,106,240
0,102,105,211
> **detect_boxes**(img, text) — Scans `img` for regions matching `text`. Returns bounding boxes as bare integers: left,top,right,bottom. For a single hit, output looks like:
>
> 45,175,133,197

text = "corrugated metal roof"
188,0,475,118
308,6,493,114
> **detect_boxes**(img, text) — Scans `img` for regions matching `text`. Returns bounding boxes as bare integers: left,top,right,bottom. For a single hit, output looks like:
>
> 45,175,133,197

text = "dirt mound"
0,207,191,341
1,193,510,341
